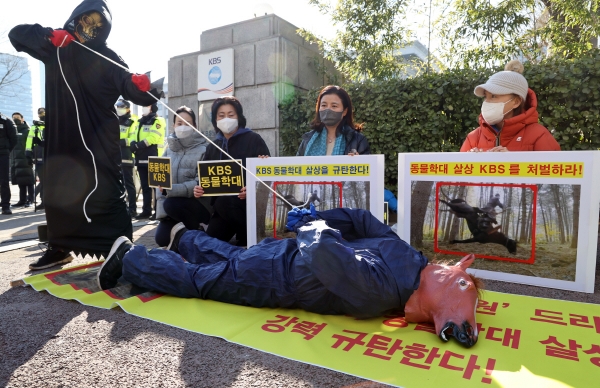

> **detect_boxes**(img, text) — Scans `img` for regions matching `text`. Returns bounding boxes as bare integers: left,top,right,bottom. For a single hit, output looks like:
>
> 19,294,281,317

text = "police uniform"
27,120,45,206
119,112,138,215
131,107,166,218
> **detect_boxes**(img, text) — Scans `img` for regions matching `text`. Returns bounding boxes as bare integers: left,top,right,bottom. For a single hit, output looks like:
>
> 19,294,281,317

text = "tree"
0,53,28,98
302,0,413,80
437,0,600,68
411,181,433,247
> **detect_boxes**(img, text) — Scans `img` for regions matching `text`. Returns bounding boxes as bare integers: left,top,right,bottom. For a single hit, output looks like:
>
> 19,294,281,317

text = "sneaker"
166,222,188,253
24,201,32,208
129,209,137,218
2,208,13,215
149,212,157,221
97,236,134,290
29,246,73,270
11,202,25,207
136,211,152,220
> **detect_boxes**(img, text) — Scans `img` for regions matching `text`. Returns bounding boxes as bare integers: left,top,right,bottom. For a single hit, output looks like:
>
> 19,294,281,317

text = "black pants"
18,184,34,203
122,164,136,212
0,154,10,210
34,163,43,202
136,164,152,214
154,197,211,246
206,196,248,246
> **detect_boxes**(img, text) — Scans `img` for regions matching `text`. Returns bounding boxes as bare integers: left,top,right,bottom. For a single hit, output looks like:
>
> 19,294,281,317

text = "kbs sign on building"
197,48,234,101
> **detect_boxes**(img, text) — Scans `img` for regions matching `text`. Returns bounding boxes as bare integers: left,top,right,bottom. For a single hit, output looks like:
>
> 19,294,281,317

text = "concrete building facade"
168,14,336,156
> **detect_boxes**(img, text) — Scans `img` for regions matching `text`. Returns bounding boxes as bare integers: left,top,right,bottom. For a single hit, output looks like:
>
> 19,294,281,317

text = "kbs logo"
209,57,221,65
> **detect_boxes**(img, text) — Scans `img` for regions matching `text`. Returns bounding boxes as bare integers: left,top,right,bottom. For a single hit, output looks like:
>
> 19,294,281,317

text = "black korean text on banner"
148,157,172,189
197,160,244,196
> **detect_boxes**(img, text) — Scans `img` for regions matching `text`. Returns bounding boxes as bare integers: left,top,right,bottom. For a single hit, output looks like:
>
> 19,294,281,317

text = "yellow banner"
410,162,583,178
255,164,370,177
23,263,600,388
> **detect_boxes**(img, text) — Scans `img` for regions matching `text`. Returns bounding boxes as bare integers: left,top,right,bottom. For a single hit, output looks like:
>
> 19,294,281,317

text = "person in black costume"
9,0,162,269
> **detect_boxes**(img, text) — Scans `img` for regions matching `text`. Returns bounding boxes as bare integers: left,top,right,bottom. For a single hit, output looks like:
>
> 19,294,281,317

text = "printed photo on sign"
197,159,244,196
398,151,600,292
147,157,172,189
246,155,385,246
413,181,580,281
256,181,370,242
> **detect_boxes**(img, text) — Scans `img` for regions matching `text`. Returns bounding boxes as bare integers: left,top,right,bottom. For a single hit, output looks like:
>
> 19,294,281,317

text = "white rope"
72,41,295,209
58,38,98,222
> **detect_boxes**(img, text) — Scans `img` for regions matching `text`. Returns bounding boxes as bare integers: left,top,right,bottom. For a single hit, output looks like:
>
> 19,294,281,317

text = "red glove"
50,30,75,47
131,74,151,92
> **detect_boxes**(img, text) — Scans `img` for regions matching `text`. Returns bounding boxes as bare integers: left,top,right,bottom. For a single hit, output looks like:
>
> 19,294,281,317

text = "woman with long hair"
297,85,370,156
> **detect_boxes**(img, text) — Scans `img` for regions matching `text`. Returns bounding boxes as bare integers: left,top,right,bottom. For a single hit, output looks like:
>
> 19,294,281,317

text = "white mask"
174,125,194,139
217,117,238,134
142,107,151,115
481,98,514,125
116,108,128,116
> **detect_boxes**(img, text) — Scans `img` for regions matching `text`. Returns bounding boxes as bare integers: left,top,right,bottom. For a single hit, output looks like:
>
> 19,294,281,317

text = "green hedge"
279,50,600,189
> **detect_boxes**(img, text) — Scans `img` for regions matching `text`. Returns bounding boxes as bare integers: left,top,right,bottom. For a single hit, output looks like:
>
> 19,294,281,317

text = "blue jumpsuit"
122,208,428,318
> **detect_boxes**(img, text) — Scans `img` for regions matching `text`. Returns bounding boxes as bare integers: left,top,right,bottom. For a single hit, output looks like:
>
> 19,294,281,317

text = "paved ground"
1,185,599,387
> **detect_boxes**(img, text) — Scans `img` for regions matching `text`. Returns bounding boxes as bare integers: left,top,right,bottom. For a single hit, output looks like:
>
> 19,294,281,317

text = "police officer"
116,99,139,217
130,103,166,219
10,112,34,208
0,112,18,215
27,107,46,209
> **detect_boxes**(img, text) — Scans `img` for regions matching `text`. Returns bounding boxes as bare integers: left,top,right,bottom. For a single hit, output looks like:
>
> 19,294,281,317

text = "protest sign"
147,157,171,189
197,160,244,196
397,151,600,292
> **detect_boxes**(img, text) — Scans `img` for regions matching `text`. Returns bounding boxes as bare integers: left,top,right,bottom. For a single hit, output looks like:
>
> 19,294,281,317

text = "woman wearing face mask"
461,60,560,152
154,106,210,247
192,97,270,247
296,85,370,156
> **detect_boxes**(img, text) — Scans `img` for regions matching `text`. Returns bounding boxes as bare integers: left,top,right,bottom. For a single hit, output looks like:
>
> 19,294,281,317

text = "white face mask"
481,98,514,125
142,107,152,115
174,125,194,139
116,108,128,116
217,117,238,134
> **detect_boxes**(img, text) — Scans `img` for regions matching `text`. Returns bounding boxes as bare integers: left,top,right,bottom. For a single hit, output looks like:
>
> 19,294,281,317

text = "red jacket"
460,88,561,152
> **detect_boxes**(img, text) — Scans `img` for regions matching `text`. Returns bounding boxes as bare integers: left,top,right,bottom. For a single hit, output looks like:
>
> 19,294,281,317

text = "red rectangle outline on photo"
272,182,344,239
433,182,537,264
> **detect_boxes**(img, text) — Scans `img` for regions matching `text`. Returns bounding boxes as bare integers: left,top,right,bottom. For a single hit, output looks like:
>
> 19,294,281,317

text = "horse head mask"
404,254,482,348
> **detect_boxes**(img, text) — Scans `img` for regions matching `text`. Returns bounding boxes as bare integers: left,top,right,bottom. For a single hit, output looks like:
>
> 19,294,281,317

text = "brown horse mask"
404,254,480,348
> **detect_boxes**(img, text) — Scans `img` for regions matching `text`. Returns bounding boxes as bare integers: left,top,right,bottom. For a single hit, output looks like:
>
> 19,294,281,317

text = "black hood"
64,0,112,47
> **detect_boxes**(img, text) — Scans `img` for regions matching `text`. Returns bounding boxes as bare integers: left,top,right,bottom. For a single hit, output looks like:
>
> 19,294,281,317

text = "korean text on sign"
197,160,244,196
409,162,583,178
148,157,172,189
255,164,370,177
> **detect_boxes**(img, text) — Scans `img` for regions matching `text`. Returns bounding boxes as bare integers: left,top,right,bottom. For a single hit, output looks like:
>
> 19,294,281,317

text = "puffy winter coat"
297,125,371,156
461,88,560,152
10,121,35,185
0,114,18,156
162,130,208,198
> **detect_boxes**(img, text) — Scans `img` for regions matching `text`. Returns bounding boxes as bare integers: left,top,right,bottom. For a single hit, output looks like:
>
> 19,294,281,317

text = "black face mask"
319,109,344,127
38,115,45,121
13,119,22,125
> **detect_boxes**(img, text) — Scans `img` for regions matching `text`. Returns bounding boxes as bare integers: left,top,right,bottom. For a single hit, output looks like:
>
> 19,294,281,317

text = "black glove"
129,141,139,153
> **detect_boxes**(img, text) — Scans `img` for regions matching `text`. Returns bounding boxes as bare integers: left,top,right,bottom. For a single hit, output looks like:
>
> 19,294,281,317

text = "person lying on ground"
97,205,483,348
